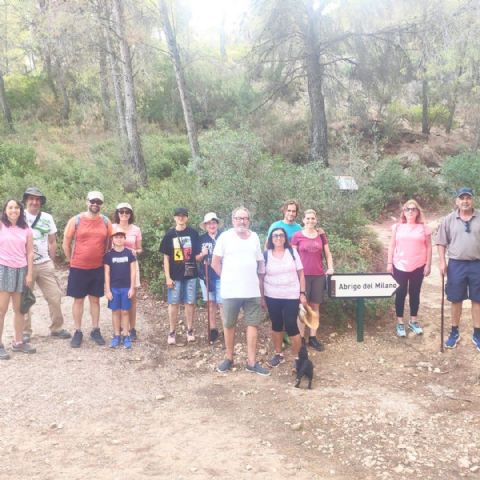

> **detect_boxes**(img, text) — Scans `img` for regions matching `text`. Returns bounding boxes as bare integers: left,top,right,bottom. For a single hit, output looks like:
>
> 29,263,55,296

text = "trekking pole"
440,273,445,353
204,259,211,344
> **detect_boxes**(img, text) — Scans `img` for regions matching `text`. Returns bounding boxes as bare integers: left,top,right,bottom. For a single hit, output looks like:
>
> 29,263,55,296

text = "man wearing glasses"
212,207,270,376
437,187,480,351
63,191,112,348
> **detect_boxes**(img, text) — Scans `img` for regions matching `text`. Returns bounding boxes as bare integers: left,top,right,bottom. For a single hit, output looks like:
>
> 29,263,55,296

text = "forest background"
0,0,479,321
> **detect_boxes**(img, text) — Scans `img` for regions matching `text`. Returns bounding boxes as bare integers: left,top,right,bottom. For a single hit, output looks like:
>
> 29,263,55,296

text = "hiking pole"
204,259,211,344
440,273,445,353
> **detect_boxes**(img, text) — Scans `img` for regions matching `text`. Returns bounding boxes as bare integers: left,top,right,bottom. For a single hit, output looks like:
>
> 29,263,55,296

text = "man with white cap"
63,191,112,348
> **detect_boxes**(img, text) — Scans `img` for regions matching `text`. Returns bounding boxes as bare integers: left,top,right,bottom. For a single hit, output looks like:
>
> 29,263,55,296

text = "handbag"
20,286,36,314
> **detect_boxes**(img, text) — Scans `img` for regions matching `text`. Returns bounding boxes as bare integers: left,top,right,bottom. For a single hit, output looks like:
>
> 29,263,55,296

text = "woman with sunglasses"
113,202,142,340
261,227,306,367
387,199,432,337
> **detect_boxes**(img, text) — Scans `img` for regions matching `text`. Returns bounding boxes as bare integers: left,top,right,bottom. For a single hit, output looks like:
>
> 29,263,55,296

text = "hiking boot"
90,328,106,346
216,358,234,373
396,324,407,337
246,362,271,376
445,330,460,348
22,334,31,343
51,329,71,339
167,331,176,345
110,335,121,349
187,329,195,343
71,330,83,348
308,336,325,351
11,342,36,354
123,336,132,349
129,328,137,341
0,344,10,360
209,328,219,343
268,353,285,368
472,335,480,352
408,321,423,335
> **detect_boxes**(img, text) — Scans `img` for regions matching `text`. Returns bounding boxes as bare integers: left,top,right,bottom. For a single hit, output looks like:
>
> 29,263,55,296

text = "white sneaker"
167,332,176,345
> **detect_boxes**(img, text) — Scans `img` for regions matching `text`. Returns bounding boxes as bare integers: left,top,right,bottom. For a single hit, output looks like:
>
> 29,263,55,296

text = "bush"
441,152,480,195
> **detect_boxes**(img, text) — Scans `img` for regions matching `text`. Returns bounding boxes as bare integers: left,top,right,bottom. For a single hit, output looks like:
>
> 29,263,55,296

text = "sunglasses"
118,209,131,215
463,220,471,233
404,207,417,212
272,233,285,238
89,199,103,205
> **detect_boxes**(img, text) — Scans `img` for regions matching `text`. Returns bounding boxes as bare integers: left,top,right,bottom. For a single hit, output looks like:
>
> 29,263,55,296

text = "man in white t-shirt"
212,207,270,376
22,187,70,341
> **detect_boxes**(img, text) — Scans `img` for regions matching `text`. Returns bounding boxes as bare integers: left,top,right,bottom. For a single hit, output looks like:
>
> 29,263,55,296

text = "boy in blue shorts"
104,227,136,349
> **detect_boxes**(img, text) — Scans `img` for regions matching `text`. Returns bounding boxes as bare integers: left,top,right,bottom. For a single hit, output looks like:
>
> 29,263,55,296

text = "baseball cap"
116,202,133,211
456,187,474,197
111,226,126,237
87,191,104,202
200,212,222,230
23,187,46,205
174,207,188,216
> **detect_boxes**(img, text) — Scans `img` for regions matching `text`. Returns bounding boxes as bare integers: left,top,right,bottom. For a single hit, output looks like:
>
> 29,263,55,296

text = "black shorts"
265,297,300,336
66,267,104,298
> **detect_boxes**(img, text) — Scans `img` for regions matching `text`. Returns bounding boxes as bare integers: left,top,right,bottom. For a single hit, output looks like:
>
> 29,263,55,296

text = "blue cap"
456,187,474,197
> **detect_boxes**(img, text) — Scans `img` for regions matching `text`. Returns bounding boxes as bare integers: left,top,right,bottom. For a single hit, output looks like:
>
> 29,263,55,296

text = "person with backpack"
261,227,307,368
63,191,113,348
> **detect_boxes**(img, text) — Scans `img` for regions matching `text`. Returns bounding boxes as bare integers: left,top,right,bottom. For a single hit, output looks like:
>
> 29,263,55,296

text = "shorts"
305,275,326,304
446,259,480,302
66,267,104,298
265,297,300,336
167,278,197,305
223,298,262,328
199,278,222,303
0,265,27,293
108,287,132,311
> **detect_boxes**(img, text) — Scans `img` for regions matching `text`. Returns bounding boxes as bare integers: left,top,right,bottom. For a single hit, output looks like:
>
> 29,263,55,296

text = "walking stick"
441,273,445,353
204,259,211,344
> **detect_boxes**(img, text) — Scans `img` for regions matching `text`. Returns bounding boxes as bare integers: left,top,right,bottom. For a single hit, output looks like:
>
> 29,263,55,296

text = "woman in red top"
291,209,333,351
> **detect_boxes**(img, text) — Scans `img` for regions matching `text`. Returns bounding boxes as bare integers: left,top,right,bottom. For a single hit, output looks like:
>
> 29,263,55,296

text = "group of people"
0,189,142,359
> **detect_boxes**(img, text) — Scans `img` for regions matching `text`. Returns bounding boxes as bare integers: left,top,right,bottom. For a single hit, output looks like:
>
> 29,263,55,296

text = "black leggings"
265,297,300,336
393,265,425,317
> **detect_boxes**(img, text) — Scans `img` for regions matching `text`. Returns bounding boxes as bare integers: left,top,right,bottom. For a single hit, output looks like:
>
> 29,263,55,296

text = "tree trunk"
111,0,147,185
0,71,15,132
55,57,70,123
421,77,430,135
158,0,200,159
37,0,58,101
98,39,112,131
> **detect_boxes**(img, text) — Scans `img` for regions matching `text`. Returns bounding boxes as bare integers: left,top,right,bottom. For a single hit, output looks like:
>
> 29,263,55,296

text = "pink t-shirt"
264,249,304,299
392,223,431,272
0,224,32,268
291,231,328,276
113,224,142,251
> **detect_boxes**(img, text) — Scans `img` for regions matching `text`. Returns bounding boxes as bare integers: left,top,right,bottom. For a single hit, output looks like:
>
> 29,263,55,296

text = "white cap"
116,202,133,211
87,191,104,202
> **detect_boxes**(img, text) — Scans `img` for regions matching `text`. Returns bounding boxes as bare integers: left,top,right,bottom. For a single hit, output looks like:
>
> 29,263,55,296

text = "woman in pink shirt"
387,199,432,337
113,202,142,340
0,199,35,359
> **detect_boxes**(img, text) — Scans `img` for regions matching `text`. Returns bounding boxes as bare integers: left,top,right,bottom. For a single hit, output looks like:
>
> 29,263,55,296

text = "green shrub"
441,152,480,195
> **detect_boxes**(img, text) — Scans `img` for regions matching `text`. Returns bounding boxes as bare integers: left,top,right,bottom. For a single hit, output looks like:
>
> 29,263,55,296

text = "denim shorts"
167,278,197,305
446,259,480,302
108,287,132,311
199,278,222,304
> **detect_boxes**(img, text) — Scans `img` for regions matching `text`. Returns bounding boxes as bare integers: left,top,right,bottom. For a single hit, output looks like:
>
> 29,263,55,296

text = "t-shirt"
104,248,136,288
392,223,431,272
291,230,328,276
267,220,302,240
198,231,222,282
263,249,304,299
25,211,57,265
112,223,142,252
159,226,201,280
0,224,32,268
213,228,263,299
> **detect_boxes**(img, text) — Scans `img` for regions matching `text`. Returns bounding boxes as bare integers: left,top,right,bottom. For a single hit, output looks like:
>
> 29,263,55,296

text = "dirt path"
1,218,480,480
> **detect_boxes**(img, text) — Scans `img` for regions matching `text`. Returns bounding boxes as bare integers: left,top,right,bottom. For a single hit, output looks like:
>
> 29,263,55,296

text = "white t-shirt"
213,228,263,299
25,211,57,264
263,249,304,299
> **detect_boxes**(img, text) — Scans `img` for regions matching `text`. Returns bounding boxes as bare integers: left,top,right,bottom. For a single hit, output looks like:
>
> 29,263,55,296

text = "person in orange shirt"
63,191,112,348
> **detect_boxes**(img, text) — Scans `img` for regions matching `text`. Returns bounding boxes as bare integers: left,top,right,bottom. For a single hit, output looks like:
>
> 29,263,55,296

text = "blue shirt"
267,220,302,240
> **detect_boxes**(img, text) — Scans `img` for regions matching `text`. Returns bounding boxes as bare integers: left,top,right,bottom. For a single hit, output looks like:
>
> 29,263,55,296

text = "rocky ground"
1,217,479,480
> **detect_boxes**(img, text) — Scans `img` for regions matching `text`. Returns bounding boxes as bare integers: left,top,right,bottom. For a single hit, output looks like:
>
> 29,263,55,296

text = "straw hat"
298,304,319,330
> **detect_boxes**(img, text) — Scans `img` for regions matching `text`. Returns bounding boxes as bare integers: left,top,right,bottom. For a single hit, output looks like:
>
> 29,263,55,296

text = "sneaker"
187,329,195,343
408,322,423,335
0,344,10,360
396,324,407,337
90,328,106,346
283,332,291,346
110,335,121,349
167,331,176,345
472,335,480,352
217,358,234,373
445,330,460,348
71,330,83,348
209,328,219,343
11,342,36,354
123,335,132,349
51,329,72,339
268,353,285,368
129,328,137,341
22,334,31,343
246,362,271,376
308,336,325,351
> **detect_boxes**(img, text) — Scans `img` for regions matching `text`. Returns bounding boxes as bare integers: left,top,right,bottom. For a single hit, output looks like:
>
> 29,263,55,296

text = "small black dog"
295,344,314,389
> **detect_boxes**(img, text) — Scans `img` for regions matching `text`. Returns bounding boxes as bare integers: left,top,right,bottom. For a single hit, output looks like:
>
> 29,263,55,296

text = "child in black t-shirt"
104,228,136,349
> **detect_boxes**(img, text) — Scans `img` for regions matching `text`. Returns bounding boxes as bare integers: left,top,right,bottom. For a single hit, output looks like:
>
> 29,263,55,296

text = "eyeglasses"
404,207,417,212
234,217,249,222
463,220,471,233
118,209,131,215
89,199,103,205
272,233,285,238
